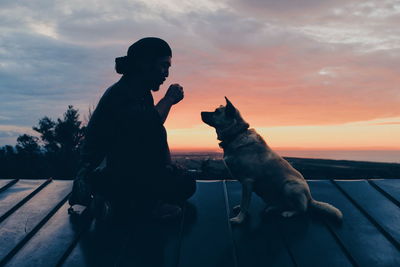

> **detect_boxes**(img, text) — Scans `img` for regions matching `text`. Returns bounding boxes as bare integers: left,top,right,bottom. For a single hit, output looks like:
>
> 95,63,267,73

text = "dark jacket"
78,76,171,199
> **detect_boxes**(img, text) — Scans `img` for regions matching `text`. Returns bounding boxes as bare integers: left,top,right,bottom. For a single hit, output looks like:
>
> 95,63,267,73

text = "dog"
201,97,343,224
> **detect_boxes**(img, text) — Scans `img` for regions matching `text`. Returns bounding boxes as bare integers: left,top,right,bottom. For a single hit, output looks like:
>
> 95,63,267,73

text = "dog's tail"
309,199,343,223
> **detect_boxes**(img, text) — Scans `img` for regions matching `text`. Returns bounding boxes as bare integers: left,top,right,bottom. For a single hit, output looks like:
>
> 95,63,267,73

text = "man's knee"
183,176,196,200
168,174,196,203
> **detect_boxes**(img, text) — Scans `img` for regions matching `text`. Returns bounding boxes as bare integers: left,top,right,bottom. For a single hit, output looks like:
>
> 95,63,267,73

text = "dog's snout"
201,112,208,120
201,112,213,125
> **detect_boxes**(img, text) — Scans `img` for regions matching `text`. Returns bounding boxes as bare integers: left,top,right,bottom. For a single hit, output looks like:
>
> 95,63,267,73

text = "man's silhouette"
69,37,196,221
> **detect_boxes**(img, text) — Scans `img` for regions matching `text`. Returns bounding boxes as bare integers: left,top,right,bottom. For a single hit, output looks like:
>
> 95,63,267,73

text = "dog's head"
201,97,249,141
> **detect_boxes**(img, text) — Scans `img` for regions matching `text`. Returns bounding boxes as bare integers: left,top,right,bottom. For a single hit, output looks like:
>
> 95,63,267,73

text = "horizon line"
170,146,400,152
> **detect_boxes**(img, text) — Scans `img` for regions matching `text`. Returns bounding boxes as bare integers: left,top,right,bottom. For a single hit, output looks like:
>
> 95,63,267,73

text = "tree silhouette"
54,105,86,154
0,105,87,179
33,105,86,154
33,117,58,153
0,145,17,178
15,134,41,154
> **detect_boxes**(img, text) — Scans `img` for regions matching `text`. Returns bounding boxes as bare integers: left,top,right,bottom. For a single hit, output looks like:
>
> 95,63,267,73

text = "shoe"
151,202,182,221
90,195,113,223
69,177,92,207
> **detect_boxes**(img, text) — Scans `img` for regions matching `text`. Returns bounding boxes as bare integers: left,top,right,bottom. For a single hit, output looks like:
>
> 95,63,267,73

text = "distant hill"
171,152,400,180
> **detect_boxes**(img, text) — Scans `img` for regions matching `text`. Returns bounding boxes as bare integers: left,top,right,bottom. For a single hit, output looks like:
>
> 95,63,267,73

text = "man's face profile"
143,56,171,91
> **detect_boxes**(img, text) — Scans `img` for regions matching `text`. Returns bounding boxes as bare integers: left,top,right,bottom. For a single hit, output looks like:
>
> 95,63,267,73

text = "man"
69,37,196,222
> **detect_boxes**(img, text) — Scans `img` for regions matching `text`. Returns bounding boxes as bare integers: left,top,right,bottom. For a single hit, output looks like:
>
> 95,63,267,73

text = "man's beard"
150,79,164,91
150,84,161,92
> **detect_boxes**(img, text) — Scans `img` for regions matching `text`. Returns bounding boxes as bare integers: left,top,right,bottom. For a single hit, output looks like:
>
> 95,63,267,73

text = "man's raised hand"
164,84,184,105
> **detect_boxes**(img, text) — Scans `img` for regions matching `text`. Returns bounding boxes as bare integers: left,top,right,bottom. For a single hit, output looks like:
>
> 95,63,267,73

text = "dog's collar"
218,123,249,149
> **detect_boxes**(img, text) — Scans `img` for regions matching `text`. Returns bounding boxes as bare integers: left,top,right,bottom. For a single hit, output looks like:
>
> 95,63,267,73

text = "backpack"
68,158,107,214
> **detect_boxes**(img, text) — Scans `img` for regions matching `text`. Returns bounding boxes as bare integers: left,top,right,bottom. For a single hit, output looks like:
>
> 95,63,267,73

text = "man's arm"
155,84,184,124
155,97,175,124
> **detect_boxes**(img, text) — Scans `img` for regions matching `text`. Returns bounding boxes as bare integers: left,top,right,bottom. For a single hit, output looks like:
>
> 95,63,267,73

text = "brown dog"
201,97,343,224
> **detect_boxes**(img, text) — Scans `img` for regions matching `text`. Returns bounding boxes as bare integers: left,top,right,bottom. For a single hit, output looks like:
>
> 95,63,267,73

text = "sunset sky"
0,0,399,151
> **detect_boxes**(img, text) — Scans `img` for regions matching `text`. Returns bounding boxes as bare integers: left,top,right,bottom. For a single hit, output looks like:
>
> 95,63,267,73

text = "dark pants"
91,166,197,214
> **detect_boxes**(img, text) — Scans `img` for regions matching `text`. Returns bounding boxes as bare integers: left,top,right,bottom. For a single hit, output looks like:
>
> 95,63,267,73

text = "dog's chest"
223,148,282,181
223,154,239,172
223,153,257,178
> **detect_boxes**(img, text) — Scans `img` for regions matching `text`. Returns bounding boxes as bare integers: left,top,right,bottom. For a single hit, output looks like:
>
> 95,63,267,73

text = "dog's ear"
225,96,236,118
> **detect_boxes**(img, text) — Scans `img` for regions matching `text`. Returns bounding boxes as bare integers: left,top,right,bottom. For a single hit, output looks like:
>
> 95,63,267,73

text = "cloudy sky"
1,0,399,150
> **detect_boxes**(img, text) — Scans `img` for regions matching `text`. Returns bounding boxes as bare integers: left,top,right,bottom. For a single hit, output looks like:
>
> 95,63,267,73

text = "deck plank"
0,180,50,222
309,180,400,266
369,179,400,207
4,203,91,267
61,218,132,267
178,181,236,267
0,180,72,265
225,181,294,267
0,179,17,193
0,179,12,188
275,181,353,267
278,217,352,267
0,179,399,265
334,180,400,249
116,210,183,267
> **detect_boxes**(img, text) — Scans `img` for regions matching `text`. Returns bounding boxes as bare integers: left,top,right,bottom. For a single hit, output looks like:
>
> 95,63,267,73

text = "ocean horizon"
171,149,400,164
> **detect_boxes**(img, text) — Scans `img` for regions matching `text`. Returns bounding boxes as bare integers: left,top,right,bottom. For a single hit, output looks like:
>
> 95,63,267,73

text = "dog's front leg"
230,178,254,224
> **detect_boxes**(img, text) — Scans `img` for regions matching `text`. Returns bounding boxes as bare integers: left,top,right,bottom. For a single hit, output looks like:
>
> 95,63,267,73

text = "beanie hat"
115,37,172,75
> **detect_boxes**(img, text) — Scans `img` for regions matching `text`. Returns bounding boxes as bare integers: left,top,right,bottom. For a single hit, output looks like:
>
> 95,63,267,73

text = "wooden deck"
0,178,399,267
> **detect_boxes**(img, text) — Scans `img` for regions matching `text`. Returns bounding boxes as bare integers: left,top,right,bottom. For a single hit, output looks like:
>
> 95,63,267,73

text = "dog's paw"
230,213,246,224
232,205,241,215
281,211,298,218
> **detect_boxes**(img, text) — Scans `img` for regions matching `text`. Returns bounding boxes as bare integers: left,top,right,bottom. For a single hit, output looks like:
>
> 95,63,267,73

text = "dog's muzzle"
201,112,213,125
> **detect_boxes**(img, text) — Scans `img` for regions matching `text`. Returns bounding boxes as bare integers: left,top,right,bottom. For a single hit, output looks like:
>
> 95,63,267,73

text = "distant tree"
24,105,86,179
3,145,16,156
33,105,86,154
0,145,17,178
13,134,44,179
0,105,88,179
15,134,41,154
52,105,86,178
54,105,86,153
32,116,58,153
